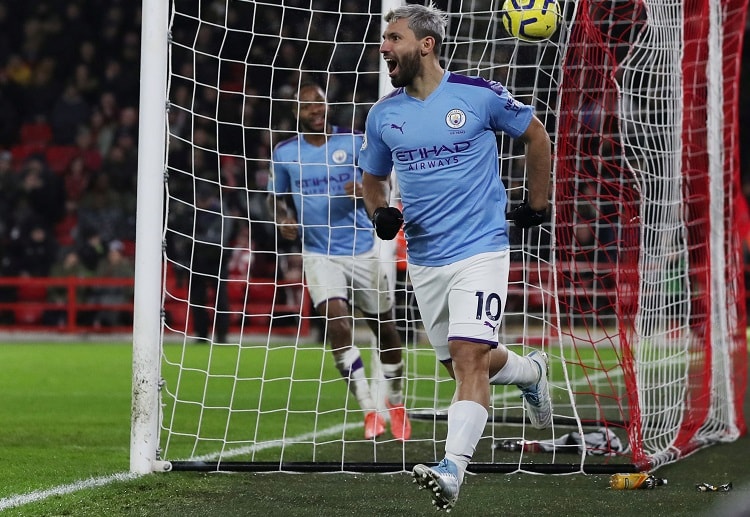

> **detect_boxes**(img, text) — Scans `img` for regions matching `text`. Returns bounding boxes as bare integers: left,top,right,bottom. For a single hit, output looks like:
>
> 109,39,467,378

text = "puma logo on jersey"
390,121,406,134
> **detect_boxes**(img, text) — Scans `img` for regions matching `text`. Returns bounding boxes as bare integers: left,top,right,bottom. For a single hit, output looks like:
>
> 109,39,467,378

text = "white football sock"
379,360,404,405
489,349,539,387
444,400,488,484
334,346,375,412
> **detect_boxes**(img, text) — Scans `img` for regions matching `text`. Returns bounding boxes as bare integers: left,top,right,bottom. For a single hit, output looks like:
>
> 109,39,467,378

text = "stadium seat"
17,282,48,301
164,263,189,300
14,304,45,325
19,121,52,146
46,146,79,174
55,213,78,247
164,300,189,331
227,276,248,304
248,281,276,303
81,148,102,171
10,143,46,169
527,264,551,310
120,240,136,257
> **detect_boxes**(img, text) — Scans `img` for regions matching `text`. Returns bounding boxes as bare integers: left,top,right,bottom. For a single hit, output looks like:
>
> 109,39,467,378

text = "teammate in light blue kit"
268,82,411,441
360,4,553,511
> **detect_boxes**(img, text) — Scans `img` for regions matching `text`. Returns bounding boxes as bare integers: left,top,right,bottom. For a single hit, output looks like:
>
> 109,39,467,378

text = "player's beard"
390,48,421,88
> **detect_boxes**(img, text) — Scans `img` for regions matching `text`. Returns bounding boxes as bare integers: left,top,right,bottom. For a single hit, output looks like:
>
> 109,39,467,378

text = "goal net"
131,0,748,474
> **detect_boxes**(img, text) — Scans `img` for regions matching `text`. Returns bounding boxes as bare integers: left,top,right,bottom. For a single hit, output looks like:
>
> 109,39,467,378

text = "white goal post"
130,0,169,475
131,0,748,475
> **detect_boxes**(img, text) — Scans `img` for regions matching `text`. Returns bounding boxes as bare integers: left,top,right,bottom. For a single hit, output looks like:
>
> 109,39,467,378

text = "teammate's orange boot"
364,411,386,439
387,400,412,441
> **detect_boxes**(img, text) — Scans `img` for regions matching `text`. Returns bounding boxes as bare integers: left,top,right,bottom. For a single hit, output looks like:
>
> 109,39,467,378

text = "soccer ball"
501,0,560,42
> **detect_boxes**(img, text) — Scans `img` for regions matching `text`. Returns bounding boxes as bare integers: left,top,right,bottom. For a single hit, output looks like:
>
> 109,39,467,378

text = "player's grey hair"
384,2,448,55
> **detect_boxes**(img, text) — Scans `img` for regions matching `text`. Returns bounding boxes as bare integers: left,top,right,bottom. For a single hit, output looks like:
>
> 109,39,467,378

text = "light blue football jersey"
359,72,534,266
269,126,374,256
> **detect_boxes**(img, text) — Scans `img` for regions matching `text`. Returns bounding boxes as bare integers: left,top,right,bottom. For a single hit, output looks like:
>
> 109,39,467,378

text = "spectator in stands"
20,15,46,65
6,54,32,87
100,143,138,241
116,105,139,141
77,171,126,245
72,125,102,172
62,5,93,56
0,150,17,238
72,62,99,104
189,185,231,344
227,224,254,284
90,239,134,327
244,162,276,249
0,150,18,323
75,227,107,273
5,218,57,278
0,4,14,66
89,98,118,158
119,29,141,80
101,58,139,107
110,131,137,184
55,198,79,249
21,57,58,119
63,154,92,203
49,82,91,146
77,39,98,70
16,154,65,227
278,252,304,307
44,249,93,327
0,69,21,147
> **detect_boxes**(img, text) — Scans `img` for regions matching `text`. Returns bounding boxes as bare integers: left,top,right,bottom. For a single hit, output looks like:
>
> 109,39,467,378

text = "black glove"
372,206,403,240
508,201,546,229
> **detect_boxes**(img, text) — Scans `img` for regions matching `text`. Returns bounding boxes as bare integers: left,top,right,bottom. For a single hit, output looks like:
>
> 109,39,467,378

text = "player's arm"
362,172,402,240
266,193,298,241
362,171,390,216
509,115,552,228
519,115,551,211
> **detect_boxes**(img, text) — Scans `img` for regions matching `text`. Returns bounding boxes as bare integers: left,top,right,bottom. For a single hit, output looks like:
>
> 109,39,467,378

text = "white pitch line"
0,421,361,511
189,422,362,462
0,472,141,511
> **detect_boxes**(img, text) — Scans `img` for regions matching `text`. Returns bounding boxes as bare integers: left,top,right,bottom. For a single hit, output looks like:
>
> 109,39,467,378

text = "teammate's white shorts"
303,247,394,315
408,250,510,362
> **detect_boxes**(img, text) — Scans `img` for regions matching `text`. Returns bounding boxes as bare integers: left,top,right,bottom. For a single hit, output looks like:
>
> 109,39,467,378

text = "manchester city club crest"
445,108,466,129
331,149,347,164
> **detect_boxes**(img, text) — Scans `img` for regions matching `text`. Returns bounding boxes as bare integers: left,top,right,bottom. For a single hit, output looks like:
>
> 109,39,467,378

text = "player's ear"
421,35,435,56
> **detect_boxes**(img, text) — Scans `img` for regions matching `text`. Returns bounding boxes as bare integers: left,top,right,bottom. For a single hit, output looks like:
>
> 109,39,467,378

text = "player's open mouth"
385,58,398,76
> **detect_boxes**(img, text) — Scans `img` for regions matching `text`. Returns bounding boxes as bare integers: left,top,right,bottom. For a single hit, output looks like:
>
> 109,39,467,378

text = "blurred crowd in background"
0,2,142,325
0,1,748,328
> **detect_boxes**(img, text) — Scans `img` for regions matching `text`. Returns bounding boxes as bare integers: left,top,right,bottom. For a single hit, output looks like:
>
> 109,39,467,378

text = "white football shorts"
303,247,394,315
408,250,510,362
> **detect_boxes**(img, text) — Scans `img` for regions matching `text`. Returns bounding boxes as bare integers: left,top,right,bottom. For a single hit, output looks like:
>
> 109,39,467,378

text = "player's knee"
326,316,352,344
449,341,490,374
377,320,402,348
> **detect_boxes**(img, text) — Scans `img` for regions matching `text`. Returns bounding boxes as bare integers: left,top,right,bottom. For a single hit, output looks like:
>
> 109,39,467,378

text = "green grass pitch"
0,341,748,516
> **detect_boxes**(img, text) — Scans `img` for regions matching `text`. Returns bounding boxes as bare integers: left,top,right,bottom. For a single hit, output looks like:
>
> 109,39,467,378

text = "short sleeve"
486,81,534,139
358,109,394,177
268,148,290,194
